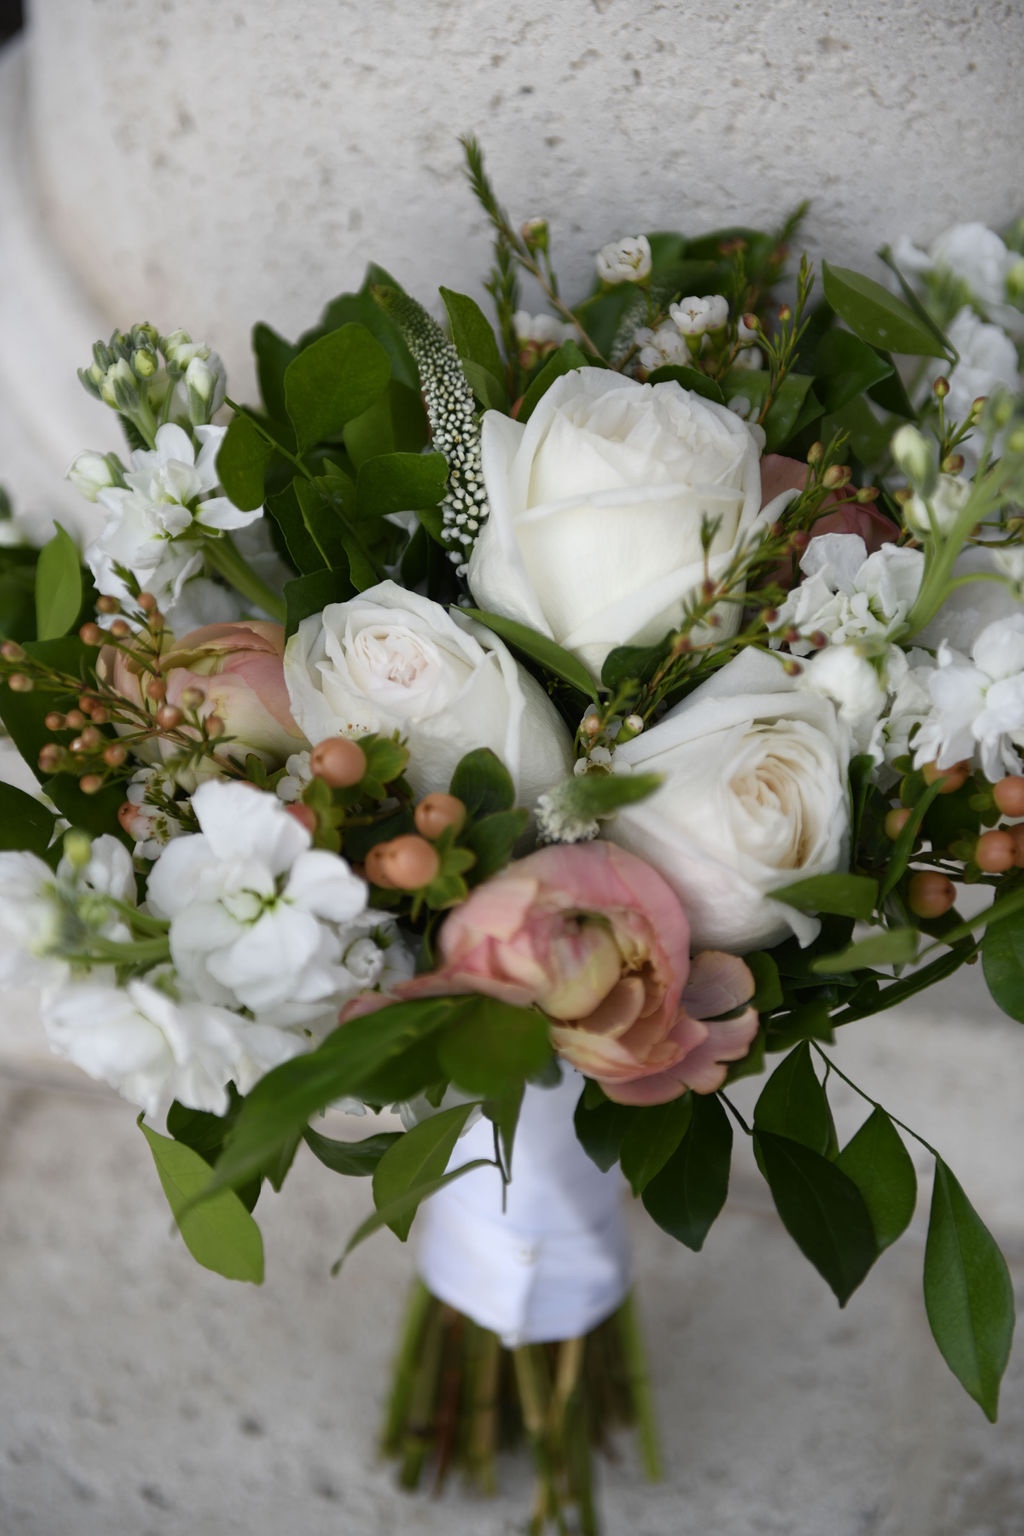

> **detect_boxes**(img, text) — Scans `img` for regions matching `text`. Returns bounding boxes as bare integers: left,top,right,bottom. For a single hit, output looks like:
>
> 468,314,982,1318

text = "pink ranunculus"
103,620,307,777
761,453,899,587
388,841,759,1106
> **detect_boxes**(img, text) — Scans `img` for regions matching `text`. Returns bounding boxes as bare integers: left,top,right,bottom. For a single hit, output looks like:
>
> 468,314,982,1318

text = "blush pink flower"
388,841,759,1105
103,620,307,777
761,453,898,588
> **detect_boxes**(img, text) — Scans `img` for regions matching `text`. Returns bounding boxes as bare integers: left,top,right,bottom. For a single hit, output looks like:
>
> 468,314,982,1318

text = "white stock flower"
931,224,1017,309
67,450,120,503
0,836,135,987
468,369,774,678
913,614,1024,780
937,308,1019,449
85,423,261,616
145,780,377,1027
797,646,886,755
872,646,936,766
595,235,652,285
284,581,572,801
903,473,972,537
608,649,851,952
41,975,302,1118
669,295,729,336
770,535,923,656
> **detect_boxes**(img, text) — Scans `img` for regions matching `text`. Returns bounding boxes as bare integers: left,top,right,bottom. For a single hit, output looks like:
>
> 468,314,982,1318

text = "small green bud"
132,349,157,379
62,828,93,872
890,423,937,493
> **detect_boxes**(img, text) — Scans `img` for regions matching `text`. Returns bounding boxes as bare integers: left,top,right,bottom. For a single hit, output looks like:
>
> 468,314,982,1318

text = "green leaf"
462,808,530,883
620,1095,693,1197
771,873,879,921
763,374,818,453
573,1090,634,1173
449,747,516,818
461,607,596,697
334,1157,494,1273
462,359,508,412
0,781,56,856
216,413,273,512
811,926,919,974
483,1081,524,1179
283,567,356,636
982,910,1024,1023
284,324,391,453
924,1159,1015,1420
440,287,506,406
266,482,326,574
641,1093,733,1251
34,524,82,641
355,452,449,518
302,1125,402,1177
437,999,552,1097
836,1107,916,1251
372,1102,481,1241
198,998,460,1200
139,1119,264,1283
600,634,673,692
745,951,783,1013
517,341,590,423
292,477,349,571
753,1042,835,1156
878,777,946,901
555,770,663,819
822,263,949,359
812,328,895,416
755,1131,877,1304
343,380,429,469
252,321,297,425
643,366,725,404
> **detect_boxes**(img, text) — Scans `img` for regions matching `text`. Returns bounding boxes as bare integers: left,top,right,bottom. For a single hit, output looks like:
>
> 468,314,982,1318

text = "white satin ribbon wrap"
415,1070,630,1346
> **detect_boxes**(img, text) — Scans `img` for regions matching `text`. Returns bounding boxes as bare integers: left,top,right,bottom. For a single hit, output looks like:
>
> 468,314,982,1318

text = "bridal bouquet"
2,140,1024,1530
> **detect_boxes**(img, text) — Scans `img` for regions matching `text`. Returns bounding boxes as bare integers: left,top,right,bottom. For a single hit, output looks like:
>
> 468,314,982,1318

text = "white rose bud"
670,294,730,336
595,235,652,285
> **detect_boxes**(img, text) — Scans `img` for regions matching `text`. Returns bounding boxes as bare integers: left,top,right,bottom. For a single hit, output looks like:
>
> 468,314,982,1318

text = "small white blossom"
123,768,186,860
85,423,261,618
669,294,729,336
66,450,121,503
634,322,689,372
903,472,972,538
512,311,576,348
938,308,1020,439
797,646,886,755
145,780,381,1028
770,535,924,656
0,835,135,987
912,614,1024,779
595,235,652,286
274,750,313,804
872,646,937,766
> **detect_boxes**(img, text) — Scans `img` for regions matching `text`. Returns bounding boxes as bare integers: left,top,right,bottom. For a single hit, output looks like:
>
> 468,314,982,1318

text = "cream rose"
607,649,852,952
467,368,772,678
283,581,573,800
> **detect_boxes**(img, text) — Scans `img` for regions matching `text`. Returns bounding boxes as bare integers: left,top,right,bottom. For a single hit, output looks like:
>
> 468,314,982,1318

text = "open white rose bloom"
3,176,1024,1532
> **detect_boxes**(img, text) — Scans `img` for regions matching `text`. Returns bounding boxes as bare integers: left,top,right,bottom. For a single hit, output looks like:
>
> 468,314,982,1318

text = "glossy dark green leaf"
343,379,429,469
0,781,56,855
620,1095,693,1197
449,747,516,817
755,1130,877,1304
462,808,529,882
982,910,1024,1023
293,478,347,569
822,263,949,358
813,328,894,415
461,607,596,697
34,524,82,641
266,482,326,574
641,1093,733,1251
303,1125,402,1177
252,321,298,425
283,568,356,636
462,360,508,412
334,1157,495,1272
573,1091,635,1173
744,951,783,1013
372,1101,481,1241
924,1159,1015,1420
836,1107,916,1251
483,1080,524,1179
643,366,725,404
285,324,391,452
753,1042,835,1156
216,413,273,512
438,999,552,1097
440,288,506,403
517,341,590,423
355,452,449,518
878,778,945,901
139,1119,264,1283
771,873,878,921
811,927,919,974
197,998,460,1200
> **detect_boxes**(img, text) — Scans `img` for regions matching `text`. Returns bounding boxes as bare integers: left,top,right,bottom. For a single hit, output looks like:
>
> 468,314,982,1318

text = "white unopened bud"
670,294,730,335
595,235,652,286
66,450,123,502
185,352,227,422
100,356,137,410
904,473,972,538
890,423,937,492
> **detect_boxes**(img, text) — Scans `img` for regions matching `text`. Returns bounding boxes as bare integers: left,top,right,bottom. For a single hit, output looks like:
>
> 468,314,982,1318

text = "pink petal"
682,950,756,1020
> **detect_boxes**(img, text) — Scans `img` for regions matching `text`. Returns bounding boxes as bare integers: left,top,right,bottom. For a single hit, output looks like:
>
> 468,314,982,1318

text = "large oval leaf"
139,1120,264,1283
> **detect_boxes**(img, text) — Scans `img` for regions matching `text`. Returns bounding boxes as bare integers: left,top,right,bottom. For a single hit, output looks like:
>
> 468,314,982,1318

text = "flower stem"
615,1292,663,1483
203,533,287,624
380,1277,433,1457
398,1298,445,1489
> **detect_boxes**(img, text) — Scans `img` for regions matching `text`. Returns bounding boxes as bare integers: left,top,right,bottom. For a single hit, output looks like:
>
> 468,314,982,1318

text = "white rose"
607,649,852,952
467,369,771,678
283,580,573,801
